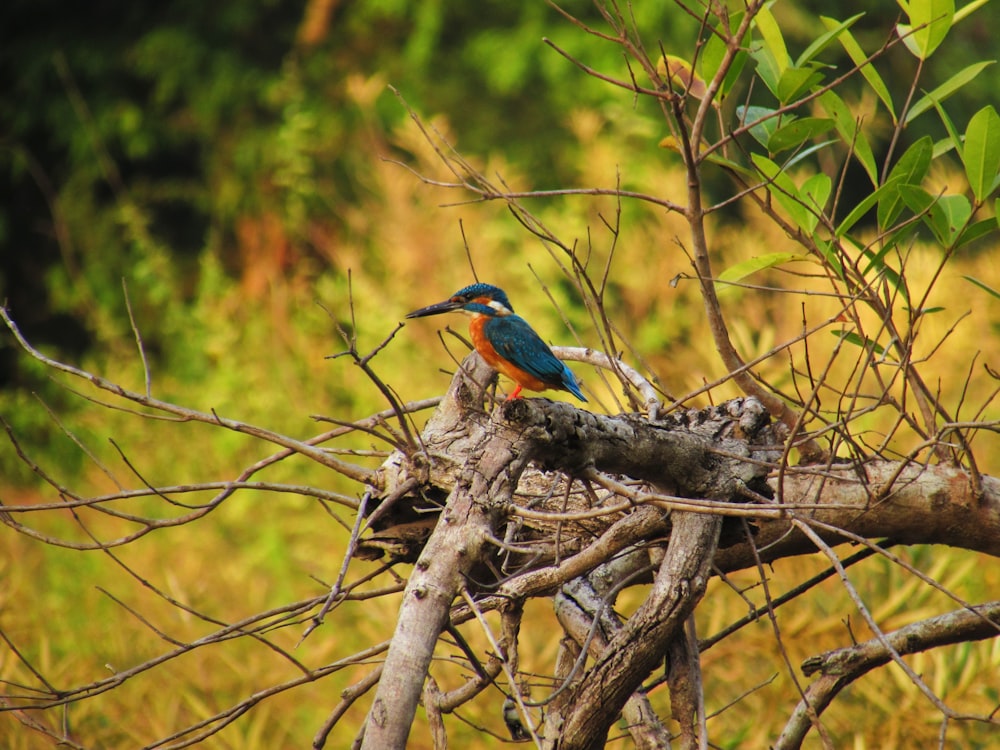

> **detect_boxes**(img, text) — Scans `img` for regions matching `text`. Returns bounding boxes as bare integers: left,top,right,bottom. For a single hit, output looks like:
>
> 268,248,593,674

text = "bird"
406,282,586,402
502,695,529,740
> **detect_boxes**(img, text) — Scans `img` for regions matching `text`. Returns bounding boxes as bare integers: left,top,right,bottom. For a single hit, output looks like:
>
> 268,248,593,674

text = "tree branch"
775,601,1000,749
556,511,722,749
715,461,1000,572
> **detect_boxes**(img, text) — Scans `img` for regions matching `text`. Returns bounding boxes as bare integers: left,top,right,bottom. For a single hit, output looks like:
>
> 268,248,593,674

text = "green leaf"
860,241,898,280
832,330,893,359
955,0,991,22
880,217,921,254
889,136,934,184
750,44,783,98
701,27,748,99
753,5,791,73
700,9,747,98
897,185,970,245
836,179,902,236
723,50,750,98
964,274,1000,300
800,173,832,233
800,14,863,67
751,153,812,231
700,27,726,82
701,151,758,180
737,105,784,147
859,216,913,278
931,96,965,159
897,184,935,213
931,134,959,159
936,194,972,242
749,6,797,100
878,136,933,227
898,184,946,243
955,217,996,247
905,61,995,125
819,90,878,186
897,0,954,59
962,105,1000,202
776,65,824,104
899,185,972,247
815,238,844,278
823,15,896,123
786,140,838,168
801,173,832,211
718,252,807,288
767,117,835,153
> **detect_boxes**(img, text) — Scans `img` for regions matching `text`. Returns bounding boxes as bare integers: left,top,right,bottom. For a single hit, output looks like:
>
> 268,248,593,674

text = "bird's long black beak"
405,299,463,319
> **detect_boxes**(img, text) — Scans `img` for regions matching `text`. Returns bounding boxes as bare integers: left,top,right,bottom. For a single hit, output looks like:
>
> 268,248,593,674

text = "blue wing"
485,315,586,401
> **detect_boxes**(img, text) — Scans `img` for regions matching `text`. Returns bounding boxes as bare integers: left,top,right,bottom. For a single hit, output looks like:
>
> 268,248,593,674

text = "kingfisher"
406,283,587,402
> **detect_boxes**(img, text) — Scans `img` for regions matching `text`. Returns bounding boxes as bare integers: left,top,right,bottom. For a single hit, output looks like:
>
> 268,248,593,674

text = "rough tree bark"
551,547,676,749
715,461,1000,572
362,393,531,748
553,512,722,749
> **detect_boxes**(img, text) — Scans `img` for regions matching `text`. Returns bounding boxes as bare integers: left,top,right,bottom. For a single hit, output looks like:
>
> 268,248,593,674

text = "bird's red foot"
506,384,524,401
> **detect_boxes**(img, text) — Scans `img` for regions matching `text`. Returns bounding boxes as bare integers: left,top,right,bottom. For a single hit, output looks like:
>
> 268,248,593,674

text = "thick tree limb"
666,617,707,750
552,549,674,749
715,461,1000,572
360,411,529,749
556,512,722,750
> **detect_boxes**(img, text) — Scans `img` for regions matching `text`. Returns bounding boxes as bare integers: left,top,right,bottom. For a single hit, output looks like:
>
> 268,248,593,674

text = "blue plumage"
484,315,587,400
452,283,514,312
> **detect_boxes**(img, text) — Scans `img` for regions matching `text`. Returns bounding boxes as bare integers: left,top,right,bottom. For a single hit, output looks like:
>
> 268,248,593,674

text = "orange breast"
469,316,549,392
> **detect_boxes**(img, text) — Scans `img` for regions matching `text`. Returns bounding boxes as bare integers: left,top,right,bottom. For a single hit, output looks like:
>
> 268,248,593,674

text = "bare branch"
1,306,376,485
775,601,1000,750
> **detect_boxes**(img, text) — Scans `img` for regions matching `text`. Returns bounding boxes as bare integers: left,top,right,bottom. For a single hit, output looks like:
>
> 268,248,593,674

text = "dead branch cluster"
356,351,1000,749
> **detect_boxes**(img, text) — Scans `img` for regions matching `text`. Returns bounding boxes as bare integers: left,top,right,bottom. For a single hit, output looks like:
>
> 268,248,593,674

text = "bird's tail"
561,364,587,402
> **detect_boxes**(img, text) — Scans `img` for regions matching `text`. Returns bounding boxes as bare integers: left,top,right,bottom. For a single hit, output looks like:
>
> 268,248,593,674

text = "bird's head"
406,283,514,319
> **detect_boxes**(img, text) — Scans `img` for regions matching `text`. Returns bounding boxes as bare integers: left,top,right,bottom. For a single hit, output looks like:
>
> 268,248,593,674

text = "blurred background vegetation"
2,0,1000,747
